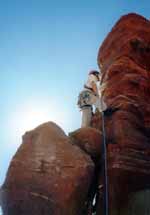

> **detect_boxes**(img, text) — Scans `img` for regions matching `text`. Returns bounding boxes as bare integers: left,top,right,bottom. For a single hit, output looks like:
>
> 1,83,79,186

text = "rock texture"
94,13,150,214
1,122,94,215
98,13,150,72
69,127,102,160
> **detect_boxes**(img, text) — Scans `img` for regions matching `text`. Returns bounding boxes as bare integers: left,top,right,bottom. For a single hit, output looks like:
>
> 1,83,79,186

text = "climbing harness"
78,90,90,108
77,90,97,109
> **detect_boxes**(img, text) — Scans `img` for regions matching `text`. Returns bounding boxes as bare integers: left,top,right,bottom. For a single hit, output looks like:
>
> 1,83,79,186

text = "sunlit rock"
98,13,150,71
1,122,94,215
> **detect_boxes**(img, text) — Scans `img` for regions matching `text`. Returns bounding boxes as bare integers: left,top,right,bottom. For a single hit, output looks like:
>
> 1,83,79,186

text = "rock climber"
78,70,107,127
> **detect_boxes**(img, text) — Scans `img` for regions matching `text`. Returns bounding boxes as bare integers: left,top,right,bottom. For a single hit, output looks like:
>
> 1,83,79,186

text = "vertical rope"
99,71,109,215
101,110,109,215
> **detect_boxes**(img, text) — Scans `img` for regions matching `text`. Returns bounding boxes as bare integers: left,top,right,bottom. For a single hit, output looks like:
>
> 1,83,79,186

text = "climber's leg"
81,106,93,127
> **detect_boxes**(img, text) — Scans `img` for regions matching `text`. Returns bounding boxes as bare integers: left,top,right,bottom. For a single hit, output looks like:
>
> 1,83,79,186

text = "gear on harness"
77,90,95,109
77,90,97,128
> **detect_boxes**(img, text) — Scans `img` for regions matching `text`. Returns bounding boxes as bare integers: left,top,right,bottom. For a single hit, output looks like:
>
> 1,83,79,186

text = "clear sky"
0,0,150,194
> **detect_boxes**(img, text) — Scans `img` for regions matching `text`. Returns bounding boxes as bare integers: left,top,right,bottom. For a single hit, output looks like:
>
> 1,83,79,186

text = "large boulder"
1,122,94,215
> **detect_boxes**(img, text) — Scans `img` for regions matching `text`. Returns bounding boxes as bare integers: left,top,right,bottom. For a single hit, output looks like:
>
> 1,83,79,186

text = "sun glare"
9,100,69,145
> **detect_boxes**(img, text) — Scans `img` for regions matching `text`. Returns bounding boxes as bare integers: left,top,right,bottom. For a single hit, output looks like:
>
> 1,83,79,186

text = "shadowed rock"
1,122,94,215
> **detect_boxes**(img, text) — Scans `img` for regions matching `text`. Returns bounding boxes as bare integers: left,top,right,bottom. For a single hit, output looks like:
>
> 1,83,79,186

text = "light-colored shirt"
84,74,99,95
85,74,98,88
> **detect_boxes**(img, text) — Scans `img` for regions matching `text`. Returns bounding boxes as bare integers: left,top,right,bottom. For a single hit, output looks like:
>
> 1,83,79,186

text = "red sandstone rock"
104,144,150,214
93,111,148,146
98,13,150,72
69,127,102,160
1,122,94,215
95,13,150,214
96,147,150,214
102,57,150,108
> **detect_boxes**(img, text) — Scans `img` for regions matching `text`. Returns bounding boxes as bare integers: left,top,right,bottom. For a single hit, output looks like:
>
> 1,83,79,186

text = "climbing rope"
101,110,109,215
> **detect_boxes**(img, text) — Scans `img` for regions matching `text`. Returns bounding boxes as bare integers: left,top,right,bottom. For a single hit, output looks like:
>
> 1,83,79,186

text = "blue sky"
0,0,150,195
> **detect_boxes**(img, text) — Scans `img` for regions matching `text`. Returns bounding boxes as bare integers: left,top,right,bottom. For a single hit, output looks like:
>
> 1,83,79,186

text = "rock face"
94,13,150,214
1,122,94,215
69,127,102,160
98,13,150,72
